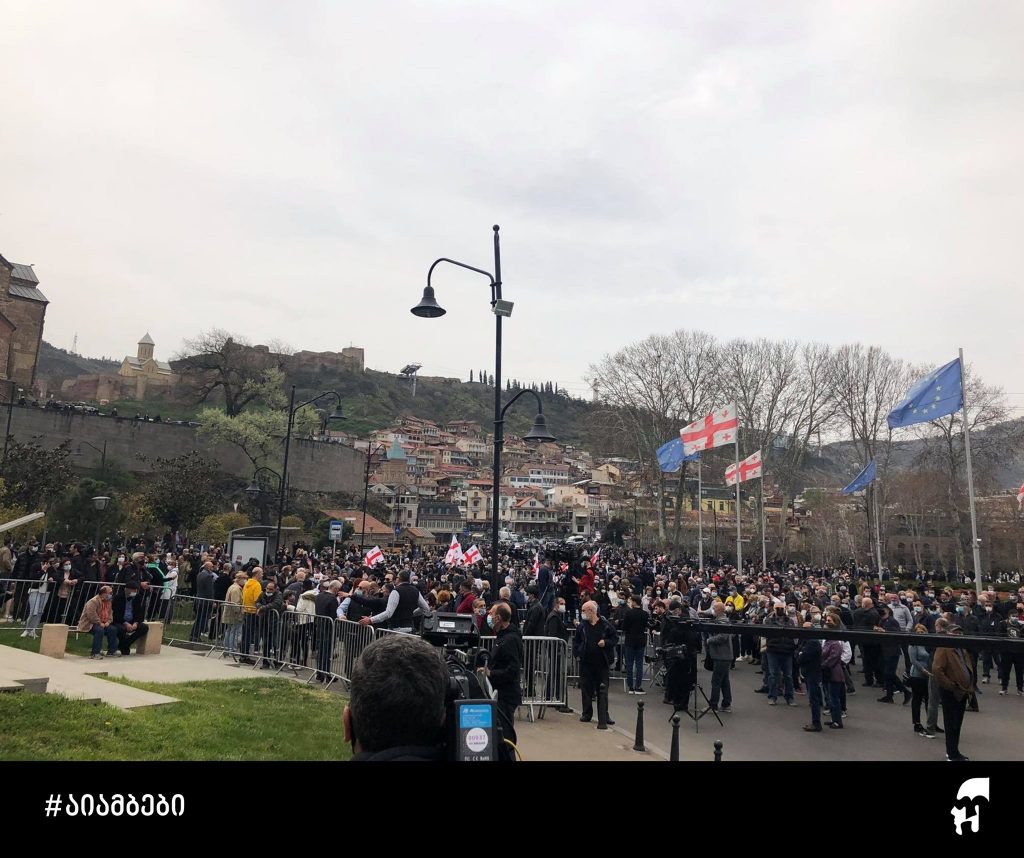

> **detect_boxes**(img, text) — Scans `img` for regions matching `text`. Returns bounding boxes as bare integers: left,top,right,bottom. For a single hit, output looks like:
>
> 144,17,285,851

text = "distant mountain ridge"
38,340,120,384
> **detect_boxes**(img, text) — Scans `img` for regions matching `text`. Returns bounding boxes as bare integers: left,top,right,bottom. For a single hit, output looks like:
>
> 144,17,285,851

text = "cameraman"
660,600,701,710
344,634,447,761
478,602,523,753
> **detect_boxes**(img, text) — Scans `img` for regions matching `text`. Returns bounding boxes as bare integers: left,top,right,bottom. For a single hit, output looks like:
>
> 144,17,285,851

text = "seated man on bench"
112,582,149,655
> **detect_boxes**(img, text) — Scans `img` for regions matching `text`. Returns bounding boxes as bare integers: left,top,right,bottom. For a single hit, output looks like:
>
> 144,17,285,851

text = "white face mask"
63,564,71,572
558,605,566,613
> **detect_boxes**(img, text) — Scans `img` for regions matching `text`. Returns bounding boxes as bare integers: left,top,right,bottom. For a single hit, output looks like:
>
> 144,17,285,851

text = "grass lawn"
0,677,351,761
1,629,96,656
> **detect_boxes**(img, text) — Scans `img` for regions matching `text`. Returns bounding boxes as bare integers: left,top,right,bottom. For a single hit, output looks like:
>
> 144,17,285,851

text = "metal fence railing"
0,577,172,636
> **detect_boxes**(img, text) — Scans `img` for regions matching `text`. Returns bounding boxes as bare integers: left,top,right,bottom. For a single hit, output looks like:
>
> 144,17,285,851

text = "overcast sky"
2,1,1022,414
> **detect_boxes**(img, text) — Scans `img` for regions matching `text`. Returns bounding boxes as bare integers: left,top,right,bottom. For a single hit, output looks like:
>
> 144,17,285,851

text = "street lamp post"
412,226,555,589
361,443,388,551
92,496,111,551
3,381,23,462
76,440,108,477
275,386,345,560
245,466,283,524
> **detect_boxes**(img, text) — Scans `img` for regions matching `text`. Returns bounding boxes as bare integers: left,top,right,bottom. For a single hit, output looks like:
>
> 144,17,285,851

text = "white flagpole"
872,481,884,578
760,460,766,572
735,435,742,572
959,348,983,597
697,458,704,575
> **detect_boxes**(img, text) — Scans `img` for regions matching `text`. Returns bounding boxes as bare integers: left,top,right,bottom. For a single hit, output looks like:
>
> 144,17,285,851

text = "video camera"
418,613,508,762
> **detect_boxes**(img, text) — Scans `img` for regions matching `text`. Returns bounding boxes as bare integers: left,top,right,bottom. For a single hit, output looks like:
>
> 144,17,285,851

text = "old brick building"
0,255,48,393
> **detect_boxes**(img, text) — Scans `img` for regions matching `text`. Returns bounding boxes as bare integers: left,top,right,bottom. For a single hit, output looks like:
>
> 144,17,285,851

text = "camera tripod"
667,683,723,733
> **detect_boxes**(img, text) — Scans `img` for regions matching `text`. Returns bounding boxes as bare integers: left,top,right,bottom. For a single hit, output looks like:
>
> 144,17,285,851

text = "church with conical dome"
118,332,177,396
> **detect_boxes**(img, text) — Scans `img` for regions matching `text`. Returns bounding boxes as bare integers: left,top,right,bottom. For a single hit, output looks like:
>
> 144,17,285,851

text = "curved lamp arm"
252,465,283,485
292,390,343,415
499,387,545,421
428,257,500,304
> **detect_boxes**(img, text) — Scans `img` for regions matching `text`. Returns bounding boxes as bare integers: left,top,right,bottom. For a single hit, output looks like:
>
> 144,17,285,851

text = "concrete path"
0,645,179,709
0,644,267,710
581,656,1024,762
514,706,664,761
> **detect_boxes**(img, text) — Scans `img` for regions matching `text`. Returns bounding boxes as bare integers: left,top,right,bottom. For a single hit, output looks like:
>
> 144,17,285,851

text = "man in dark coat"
112,584,149,655
480,601,522,759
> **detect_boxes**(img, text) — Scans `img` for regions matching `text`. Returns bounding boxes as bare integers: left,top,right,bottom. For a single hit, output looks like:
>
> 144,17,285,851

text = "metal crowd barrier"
0,577,171,634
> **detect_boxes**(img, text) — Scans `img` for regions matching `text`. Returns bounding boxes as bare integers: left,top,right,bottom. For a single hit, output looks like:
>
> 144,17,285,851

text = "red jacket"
579,569,595,597
456,592,476,614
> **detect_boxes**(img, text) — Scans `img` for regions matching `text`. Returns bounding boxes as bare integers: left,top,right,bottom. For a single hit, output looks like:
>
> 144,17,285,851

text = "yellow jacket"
726,594,746,612
242,578,262,614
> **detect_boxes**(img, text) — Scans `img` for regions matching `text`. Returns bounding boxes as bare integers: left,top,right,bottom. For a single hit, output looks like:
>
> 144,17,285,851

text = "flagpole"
872,481,884,577
959,348,983,597
760,463,766,573
697,458,704,575
735,436,742,572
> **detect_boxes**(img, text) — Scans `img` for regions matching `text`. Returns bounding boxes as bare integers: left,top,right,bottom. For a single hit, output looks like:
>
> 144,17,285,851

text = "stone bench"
40,622,163,659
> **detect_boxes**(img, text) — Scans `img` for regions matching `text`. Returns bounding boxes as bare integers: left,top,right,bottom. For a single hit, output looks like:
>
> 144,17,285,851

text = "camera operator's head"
488,601,512,633
344,634,447,760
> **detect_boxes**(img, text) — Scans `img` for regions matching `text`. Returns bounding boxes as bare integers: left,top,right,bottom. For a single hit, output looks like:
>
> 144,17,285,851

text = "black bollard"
714,740,723,762
670,714,680,761
633,700,646,752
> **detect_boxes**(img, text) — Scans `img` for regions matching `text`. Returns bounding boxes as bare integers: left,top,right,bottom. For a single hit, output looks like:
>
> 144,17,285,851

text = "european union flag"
657,437,699,473
887,358,963,429
841,460,876,495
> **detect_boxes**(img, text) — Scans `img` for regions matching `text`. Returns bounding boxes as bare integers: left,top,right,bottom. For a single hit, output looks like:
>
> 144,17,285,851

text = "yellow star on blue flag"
887,358,963,429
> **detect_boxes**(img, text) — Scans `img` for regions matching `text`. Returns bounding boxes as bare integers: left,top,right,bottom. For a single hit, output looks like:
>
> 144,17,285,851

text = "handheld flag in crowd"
365,546,384,567
887,358,963,429
590,547,601,569
725,450,762,486
656,437,699,473
681,403,739,456
463,544,482,565
444,535,464,566
532,552,539,577
842,460,877,495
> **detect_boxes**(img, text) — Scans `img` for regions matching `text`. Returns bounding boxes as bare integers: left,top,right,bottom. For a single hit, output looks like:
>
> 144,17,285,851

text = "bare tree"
175,329,290,416
829,344,916,567
912,363,1017,569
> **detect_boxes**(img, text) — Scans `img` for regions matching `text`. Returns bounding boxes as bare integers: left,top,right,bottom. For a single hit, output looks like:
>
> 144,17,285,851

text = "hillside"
287,365,600,446
37,341,120,385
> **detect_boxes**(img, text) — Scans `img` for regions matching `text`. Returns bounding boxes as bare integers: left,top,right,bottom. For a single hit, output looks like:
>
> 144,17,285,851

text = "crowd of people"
2,534,1021,760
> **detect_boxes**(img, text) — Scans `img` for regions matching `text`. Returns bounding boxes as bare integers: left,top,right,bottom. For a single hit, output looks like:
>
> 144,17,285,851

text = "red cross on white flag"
681,403,739,456
365,545,385,566
725,450,763,486
444,534,464,566
463,544,481,565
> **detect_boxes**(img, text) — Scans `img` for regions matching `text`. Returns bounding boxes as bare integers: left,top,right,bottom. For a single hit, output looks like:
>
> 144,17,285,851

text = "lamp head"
328,402,345,421
92,496,111,512
245,480,261,501
411,286,446,318
524,413,556,444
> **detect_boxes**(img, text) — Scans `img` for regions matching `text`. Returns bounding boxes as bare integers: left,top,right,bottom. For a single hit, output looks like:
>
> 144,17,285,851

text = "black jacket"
112,591,145,626
573,617,618,668
489,625,523,706
195,568,216,600
544,609,568,641
213,572,233,601
620,606,648,649
797,637,823,676
523,600,546,637
764,615,798,653
315,591,339,619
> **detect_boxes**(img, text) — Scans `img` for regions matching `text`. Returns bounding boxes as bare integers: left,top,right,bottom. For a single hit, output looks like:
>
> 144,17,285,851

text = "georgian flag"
365,546,385,567
464,544,482,565
444,534,464,566
681,403,739,456
725,450,763,486
590,547,601,569
532,552,539,578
